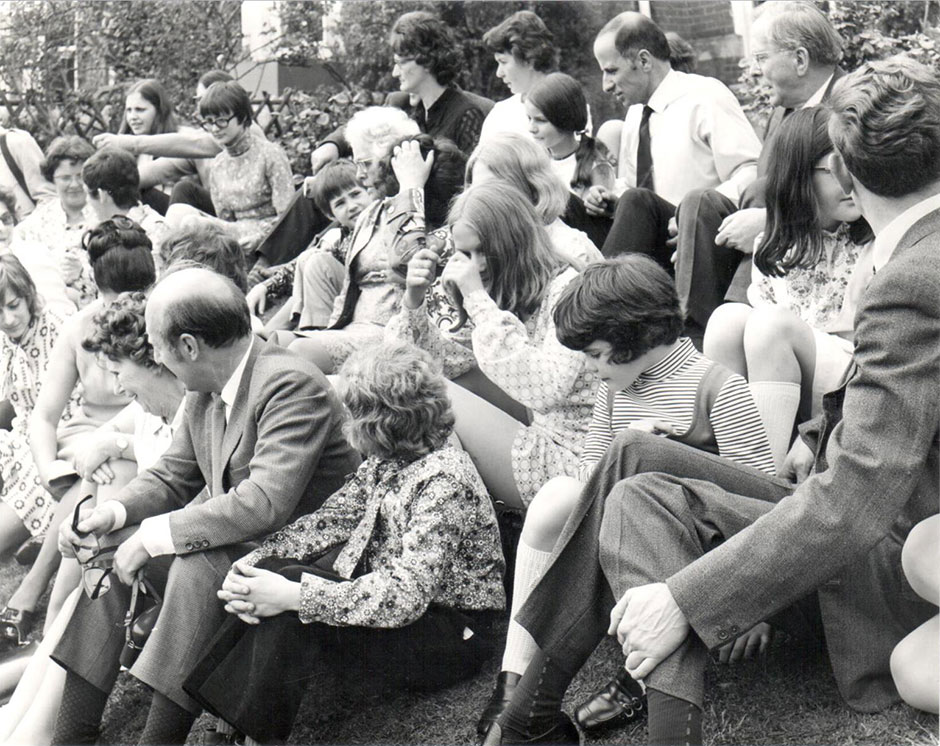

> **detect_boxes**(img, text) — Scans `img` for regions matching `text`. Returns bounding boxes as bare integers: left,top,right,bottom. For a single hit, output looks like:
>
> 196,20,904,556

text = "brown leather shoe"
482,714,581,745
476,671,522,736
574,669,646,731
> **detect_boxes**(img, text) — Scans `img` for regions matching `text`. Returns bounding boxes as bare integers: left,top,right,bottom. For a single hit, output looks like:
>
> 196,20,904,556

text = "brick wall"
649,0,744,86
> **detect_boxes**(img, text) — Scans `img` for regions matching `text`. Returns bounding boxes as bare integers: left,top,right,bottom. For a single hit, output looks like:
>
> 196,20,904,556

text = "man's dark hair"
829,55,940,198
198,81,253,128
389,11,463,87
82,147,140,209
554,255,683,364
599,12,671,62
161,273,251,349
483,11,558,73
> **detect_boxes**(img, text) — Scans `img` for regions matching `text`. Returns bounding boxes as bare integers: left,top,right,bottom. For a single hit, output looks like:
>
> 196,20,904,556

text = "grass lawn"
0,553,936,745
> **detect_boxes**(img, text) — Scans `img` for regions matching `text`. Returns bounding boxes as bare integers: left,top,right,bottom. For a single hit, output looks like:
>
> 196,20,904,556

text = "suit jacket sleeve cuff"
138,515,175,557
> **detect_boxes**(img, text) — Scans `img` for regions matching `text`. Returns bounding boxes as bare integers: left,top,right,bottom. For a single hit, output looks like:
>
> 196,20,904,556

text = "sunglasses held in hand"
71,494,116,600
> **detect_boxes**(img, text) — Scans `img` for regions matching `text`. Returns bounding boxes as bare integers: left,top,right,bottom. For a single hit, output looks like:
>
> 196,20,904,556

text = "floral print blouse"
240,446,505,627
748,223,875,337
208,134,293,225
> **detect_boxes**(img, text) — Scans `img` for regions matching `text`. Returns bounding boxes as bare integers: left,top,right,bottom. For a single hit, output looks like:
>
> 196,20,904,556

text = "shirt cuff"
138,514,175,557
463,288,497,319
109,501,127,530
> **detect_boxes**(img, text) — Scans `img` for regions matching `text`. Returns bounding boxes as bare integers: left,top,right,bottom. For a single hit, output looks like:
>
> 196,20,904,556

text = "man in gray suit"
52,268,360,744
486,56,939,746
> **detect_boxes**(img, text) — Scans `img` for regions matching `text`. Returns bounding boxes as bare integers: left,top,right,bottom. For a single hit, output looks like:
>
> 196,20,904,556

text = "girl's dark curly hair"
389,11,464,87
337,341,454,461
82,291,155,367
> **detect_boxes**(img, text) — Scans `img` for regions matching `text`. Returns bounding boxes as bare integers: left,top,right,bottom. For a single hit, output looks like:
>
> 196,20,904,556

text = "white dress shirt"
614,69,761,205
871,191,940,272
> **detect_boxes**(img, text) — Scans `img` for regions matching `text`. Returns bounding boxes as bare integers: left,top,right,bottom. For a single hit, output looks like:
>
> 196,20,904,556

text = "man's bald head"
148,267,251,350
597,11,670,62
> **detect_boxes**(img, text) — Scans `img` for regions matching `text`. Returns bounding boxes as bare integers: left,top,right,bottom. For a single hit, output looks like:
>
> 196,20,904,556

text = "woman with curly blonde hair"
182,340,505,745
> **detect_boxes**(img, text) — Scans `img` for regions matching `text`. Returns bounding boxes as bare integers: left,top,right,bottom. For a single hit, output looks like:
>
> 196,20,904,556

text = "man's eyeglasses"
392,55,416,69
199,114,238,131
72,494,116,600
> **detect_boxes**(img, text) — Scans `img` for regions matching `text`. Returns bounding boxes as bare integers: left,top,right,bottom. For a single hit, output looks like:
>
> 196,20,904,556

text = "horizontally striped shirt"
580,338,775,477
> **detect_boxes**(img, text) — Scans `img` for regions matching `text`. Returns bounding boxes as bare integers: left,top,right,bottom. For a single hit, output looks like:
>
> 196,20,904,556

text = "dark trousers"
601,188,675,268
561,193,611,249
517,431,794,705
183,559,496,744
674,188,752,328
255,190,331,266
140,186,170,216
170,178,216,215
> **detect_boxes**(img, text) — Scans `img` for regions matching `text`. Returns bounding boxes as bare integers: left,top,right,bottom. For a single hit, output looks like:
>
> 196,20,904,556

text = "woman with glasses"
704,107,875,470
287,127,466,375
0,220,156,649
15,137,99,308
0,292,185,746
165,81,293,258
388,12,487,156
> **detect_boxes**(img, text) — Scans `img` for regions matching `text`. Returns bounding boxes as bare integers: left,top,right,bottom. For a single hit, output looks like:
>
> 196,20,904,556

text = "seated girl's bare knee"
521,477,581,550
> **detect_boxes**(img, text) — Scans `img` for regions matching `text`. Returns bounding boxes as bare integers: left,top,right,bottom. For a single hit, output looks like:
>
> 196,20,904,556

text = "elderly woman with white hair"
286,108,469,374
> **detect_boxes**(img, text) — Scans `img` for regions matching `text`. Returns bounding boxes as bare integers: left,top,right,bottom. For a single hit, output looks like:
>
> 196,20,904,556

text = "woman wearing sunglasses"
0,292,185,746
165,81,293,258
0,220,156,649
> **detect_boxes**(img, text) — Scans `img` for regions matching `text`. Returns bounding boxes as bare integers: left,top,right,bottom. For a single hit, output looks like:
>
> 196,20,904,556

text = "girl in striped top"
478,256,774,737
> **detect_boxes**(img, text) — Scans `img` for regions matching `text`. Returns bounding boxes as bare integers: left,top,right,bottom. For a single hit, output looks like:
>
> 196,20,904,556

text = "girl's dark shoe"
482,713,581,745
476,670,522,736
0,607,35,647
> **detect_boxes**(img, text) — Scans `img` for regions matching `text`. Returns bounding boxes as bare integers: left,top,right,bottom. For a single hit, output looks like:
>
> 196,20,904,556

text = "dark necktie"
636,105,654,191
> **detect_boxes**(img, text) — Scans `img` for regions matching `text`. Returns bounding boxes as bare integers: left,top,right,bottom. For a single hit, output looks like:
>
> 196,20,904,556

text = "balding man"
675,1,846,336
52,268,360,744
586,12,761,267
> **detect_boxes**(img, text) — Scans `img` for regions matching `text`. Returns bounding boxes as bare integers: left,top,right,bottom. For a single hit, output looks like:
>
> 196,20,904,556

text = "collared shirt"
803,74,833,109
413,87,486,156
117,339,255,557
580,338,776,477
871,191,940,272
615,69,761,205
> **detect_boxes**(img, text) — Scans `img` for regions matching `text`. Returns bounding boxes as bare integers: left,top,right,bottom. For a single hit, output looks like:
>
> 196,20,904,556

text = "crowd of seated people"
0,4,933,746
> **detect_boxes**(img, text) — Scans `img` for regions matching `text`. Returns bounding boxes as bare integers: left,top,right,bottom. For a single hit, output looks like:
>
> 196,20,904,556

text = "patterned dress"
240,446,505,626
14,200,98,307
0,307,76,535
207,130,294,251
387,268,598,505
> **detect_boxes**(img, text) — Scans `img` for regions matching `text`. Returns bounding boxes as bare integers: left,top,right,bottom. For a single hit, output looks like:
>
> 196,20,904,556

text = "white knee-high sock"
500,540,553,675
749,380,801,470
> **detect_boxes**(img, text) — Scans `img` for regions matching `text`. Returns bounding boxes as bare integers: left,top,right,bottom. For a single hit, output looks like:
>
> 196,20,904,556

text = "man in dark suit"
486,56,940,746
52,267,360,745
674,0,845,337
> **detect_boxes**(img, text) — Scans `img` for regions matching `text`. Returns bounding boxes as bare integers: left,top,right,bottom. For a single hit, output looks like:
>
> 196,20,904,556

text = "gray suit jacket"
120,339,361,552
670,208,940,711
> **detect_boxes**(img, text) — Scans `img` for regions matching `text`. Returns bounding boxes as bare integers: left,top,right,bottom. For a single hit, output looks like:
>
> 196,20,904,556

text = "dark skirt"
183,558,497,744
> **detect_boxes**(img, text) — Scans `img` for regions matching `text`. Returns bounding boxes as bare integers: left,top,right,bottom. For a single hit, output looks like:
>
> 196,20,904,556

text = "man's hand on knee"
715,207,766,253
608,582,690,681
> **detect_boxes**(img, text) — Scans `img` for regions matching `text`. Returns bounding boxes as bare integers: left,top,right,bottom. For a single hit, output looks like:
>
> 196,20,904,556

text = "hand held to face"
392,140,434,191
440,251,485,297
